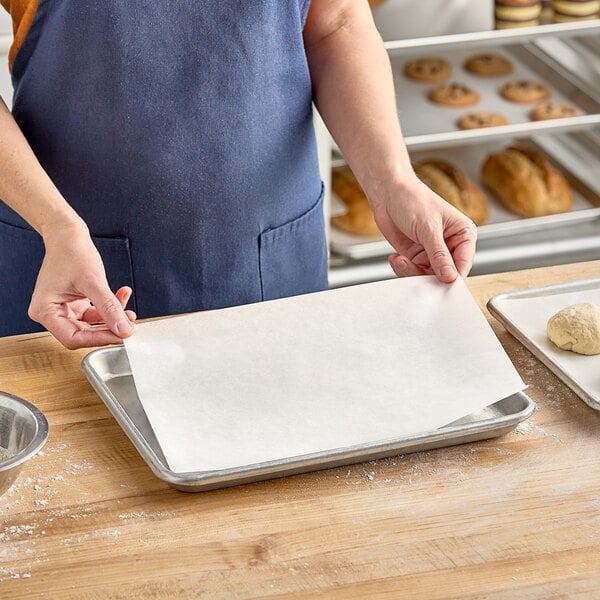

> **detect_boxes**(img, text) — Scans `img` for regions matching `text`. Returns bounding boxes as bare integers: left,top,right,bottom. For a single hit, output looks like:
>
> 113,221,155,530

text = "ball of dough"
547,302,600,355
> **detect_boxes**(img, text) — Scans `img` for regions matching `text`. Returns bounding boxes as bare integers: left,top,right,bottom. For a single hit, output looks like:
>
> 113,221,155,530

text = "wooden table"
2,261,600,599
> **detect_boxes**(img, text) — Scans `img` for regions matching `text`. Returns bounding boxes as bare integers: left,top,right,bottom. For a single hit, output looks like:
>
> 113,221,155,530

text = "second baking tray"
488,277,600,410
82,346,534,492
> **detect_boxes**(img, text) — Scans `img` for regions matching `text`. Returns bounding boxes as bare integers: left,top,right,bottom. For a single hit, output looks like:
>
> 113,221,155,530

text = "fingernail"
440,266,456,279
117,319,133,334
396,258,408,272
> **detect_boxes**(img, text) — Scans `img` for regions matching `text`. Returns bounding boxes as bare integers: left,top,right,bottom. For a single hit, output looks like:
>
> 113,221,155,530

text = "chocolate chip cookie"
457,111,510,129
530,101,581,120
500,79,550,103
464,53,514,76
403,57,451,82
428,82,480,107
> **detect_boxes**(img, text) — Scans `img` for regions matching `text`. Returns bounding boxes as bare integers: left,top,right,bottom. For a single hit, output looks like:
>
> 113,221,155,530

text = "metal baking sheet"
487,278,600,410
393,44,600,149
329,135,600,260
81,346,534,492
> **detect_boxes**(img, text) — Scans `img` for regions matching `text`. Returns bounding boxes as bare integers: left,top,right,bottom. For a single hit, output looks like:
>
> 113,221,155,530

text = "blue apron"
0,0,328,337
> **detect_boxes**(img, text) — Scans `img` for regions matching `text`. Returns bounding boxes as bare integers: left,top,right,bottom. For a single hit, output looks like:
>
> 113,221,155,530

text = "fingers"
32,302,130,350
87,284,136,338
58,285,136,349
115,286,138,323
60,324,134,351
389,252,454,280
411,225,455,282
115,286,133,309
81,287,137,325
448,234,477,279
30,287,136,350
389,254,430,278
389,225,476,282
124,309,138,321
419,219,478,283
454,256,473,280
428,247,459,283
81,286,137,338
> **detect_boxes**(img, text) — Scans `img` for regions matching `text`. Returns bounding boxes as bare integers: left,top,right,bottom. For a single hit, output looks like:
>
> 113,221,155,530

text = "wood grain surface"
1,261,600,599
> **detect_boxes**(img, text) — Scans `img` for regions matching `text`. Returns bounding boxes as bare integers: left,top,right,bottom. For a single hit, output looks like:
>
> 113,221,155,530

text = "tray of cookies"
329,134,600,260
487,278,600,411
391,44,600,149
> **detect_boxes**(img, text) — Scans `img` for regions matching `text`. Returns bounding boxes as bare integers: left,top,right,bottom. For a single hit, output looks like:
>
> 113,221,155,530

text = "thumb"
88,283,135,337
422,231,458,283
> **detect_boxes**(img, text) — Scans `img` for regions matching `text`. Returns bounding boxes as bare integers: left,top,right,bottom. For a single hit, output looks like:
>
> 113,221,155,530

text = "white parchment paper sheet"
124,276,525,474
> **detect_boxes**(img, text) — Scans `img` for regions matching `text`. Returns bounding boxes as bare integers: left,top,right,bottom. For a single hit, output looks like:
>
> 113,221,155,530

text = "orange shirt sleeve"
1,0,39,71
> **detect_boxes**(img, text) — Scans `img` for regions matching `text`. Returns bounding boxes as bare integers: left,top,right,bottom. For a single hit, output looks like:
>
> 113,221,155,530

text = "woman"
0,0,476,348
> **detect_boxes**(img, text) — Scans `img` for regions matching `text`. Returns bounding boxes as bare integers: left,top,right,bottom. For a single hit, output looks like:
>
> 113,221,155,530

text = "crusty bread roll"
481,147,573,217
331,166,381,237
414,160,489,226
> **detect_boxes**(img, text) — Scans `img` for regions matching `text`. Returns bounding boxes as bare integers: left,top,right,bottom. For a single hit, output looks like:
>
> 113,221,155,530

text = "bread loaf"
414,160,489,226
331,166,381,237
481,147,573,217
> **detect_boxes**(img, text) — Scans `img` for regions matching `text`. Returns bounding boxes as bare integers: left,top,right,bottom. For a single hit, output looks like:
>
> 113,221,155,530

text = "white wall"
0,9,13,106
371,0,493,41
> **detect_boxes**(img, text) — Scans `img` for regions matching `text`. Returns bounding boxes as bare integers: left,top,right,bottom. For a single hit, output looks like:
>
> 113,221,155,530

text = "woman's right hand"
0,99,135,349
28,223,136,349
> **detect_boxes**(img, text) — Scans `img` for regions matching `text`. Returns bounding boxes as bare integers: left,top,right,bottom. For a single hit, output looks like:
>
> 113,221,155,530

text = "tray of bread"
391,44,600,149
329,134,600,260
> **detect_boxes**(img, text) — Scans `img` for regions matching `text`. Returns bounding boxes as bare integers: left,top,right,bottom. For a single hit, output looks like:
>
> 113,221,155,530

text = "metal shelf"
329,214,600,287
383,21,600,54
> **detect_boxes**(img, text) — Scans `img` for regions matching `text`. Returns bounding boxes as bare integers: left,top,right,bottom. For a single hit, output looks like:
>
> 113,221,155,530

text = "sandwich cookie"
552,0,600,21
495,0,542,28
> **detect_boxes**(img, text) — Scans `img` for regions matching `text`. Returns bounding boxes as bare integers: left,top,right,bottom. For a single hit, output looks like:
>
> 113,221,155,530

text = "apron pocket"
0,219,135,336
259,187,328,302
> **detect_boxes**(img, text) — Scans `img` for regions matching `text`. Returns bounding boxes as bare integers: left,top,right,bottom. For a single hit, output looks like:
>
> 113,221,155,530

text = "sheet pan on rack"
393,43,600,148
329,134,600,261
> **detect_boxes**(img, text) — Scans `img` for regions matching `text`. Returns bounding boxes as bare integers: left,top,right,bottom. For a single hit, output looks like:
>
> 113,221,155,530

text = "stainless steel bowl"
0,392,49,496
